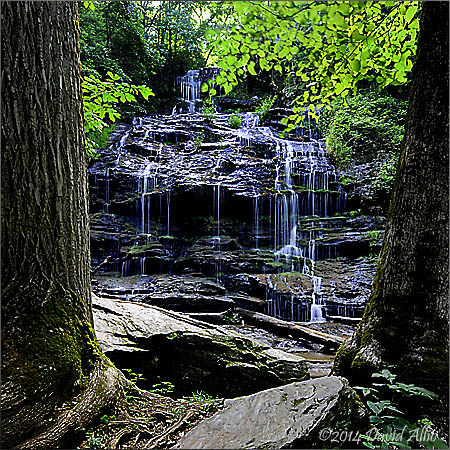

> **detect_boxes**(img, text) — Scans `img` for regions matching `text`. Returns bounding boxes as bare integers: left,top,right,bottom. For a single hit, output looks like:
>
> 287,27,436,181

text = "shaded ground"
78,386,224,449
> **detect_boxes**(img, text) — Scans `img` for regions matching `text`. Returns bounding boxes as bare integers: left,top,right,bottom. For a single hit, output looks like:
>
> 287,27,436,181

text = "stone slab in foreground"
174,376,367,449
93,294,309,398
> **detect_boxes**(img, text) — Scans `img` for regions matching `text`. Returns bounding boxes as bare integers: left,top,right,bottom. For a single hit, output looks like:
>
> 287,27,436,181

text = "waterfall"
254,196,260,249
216,183,221,242
97,77,351,318
180,69,201,113
141,161,153,235
104,168,110,213
258,122,345,322
214,183,223,280
175,68,221,114
166,192,171,236
115,128,131,165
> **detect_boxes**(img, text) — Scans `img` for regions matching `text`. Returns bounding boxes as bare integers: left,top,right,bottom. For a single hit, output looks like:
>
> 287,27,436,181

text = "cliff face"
89,109,384,322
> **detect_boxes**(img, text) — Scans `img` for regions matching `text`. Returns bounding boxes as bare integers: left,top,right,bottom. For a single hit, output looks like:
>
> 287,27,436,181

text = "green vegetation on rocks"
319,87,407,169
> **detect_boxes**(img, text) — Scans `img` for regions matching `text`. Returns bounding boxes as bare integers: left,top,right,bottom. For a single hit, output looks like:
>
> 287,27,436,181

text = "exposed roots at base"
78,385,223,449
15,358,124,449
15,358,223,449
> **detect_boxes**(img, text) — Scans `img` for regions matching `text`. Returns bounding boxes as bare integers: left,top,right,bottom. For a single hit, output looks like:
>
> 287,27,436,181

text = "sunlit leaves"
205,0,420,130
247,60,257,75
82,68,154,156
82,1,95,11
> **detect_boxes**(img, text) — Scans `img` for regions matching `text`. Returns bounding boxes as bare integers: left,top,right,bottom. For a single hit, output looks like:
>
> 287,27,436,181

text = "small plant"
373,156,398,196
355,369,447,449
80,428,105,449
193,134,203,149
349,209,362,219
223,310,240,324
99,414,116,425
203,104,216,123
228,114,242,129
123,368,146,385
255,94,277,124
365,230,382,253
339,175,353,186
179,390,221,414
149,381,175,395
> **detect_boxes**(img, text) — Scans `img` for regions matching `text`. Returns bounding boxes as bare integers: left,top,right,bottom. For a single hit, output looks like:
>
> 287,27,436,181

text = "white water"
176,68,220,114
256,124,338,321
111,74,344,320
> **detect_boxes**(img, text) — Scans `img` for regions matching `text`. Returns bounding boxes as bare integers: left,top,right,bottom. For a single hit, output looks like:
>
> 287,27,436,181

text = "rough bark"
333,1,449,428
1,2,120,447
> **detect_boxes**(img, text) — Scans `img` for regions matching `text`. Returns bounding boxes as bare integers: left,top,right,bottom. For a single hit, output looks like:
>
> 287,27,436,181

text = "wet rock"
88,111,386,324
216,96,260,112
93,294,309,397
93,274,236,312
174,376,367,449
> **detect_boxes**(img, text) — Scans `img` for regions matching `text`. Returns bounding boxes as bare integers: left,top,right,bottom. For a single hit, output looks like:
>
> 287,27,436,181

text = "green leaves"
405,4,419,23
353,368,445,450
350,59,361,72
205,0,419,132
82,67,153,158
82,1,95,11
247,60,257,76
138,86,154,100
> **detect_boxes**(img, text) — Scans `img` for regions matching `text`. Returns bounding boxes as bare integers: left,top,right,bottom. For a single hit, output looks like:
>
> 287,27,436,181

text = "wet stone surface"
89,109,384,328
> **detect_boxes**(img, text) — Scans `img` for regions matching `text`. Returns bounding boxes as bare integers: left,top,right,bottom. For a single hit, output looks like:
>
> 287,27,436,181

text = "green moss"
127,242,162,256
291,398,306,408
2,286,98,405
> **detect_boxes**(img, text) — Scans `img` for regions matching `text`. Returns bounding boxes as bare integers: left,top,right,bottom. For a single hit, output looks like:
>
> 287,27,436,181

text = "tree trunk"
333,1,449,428
1,2,110,447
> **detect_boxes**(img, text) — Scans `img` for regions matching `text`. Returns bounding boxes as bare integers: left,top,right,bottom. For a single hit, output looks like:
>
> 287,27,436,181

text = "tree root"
15,357,125,449
12,357,222,449
144,410,195,448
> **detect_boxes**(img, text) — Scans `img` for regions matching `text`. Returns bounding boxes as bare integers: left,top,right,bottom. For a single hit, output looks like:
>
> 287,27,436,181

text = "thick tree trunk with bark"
1,3,122,447
333,1,449,428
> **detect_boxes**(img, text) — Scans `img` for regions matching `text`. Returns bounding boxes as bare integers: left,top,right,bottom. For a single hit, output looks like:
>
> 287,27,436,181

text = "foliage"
365,230,382,253
228,114,242,129
203,104,216,123
193,134,204,149
319,87,407,168
149,381,175,396
255,94,277,124
373,156,399,196
86,124,116,160
179,390,221,414
99,414,116,425
355,369,447,449
339,175,353,186
222,310,241,324
79,1,235,109
82,66,153,159
123,368,147,385
206,1,419,129
349,209,362,219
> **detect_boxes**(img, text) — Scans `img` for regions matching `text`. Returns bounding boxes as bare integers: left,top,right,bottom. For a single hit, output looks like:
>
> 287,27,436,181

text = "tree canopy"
206,1,419,128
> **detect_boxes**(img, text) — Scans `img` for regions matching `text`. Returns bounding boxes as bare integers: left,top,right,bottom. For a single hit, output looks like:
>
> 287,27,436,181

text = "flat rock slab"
93,295,309,398
175,376,367,449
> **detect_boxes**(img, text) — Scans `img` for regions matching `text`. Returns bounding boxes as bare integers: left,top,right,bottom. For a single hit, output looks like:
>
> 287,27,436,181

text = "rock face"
93,294,309,397
175,376,367,449
89,109,384,323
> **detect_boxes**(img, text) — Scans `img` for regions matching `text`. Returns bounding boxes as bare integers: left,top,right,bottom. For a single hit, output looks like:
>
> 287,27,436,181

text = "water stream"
95,69,360,323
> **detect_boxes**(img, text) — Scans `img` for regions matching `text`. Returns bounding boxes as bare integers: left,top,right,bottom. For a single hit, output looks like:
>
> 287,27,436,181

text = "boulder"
175,376,367,449
92,294,309,398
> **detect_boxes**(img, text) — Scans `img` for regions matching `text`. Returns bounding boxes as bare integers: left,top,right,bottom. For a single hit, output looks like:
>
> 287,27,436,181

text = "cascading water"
174,68,221,114
258,126,343,322
96,68,356,323
180,69,201,113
